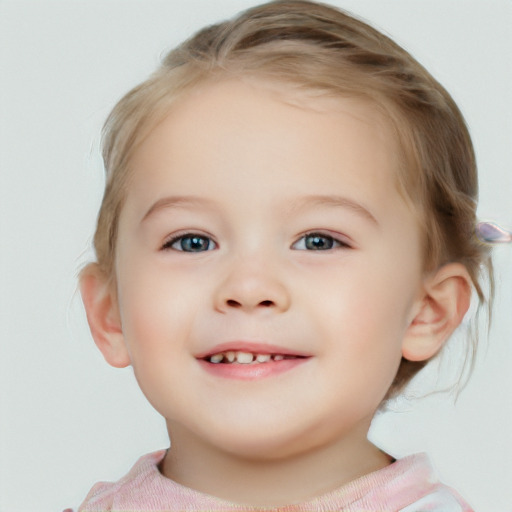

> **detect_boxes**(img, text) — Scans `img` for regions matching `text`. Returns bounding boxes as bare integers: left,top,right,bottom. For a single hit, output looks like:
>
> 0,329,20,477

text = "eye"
162,233,216,252
292,232,350,251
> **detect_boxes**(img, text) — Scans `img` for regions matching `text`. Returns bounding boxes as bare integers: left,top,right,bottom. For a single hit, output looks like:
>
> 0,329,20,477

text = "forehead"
122,78,413,229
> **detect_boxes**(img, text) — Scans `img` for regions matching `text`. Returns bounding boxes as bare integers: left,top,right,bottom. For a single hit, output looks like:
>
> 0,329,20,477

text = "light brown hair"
87,0,493,397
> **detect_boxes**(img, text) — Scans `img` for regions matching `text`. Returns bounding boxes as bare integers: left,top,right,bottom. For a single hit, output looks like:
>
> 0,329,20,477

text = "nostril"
225,299,275,308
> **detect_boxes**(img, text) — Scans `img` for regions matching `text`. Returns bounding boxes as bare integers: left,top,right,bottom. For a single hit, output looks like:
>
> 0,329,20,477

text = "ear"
79,264,131,368
402,263,472,362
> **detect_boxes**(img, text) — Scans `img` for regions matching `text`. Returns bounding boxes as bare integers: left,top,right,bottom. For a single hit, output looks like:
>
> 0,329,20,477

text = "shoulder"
390,454,474,512
346,453,473,511
399,486,474,512
77,450,168,512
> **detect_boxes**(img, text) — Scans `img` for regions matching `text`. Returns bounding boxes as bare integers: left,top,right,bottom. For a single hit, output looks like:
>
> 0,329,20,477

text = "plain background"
1,1,511,510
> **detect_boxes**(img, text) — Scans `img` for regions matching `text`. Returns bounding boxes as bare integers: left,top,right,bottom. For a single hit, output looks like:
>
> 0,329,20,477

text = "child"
77,0,493,510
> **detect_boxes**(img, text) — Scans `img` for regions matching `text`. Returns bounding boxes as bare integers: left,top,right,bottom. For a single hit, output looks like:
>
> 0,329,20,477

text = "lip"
197,357,310,381
195,341,312,360
195,341,312,381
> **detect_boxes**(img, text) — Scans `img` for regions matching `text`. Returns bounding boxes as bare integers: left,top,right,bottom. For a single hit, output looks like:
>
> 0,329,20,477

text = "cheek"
114,263,200,413
312,256,414,373
115,260,195,356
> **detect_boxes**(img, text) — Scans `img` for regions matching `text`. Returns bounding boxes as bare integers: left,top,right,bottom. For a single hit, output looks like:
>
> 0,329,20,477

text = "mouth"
196,342,311,380
202,350,306,365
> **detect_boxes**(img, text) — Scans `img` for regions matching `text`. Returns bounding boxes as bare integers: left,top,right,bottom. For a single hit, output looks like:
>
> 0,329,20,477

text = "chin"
202,420,325,462
223,439,307,461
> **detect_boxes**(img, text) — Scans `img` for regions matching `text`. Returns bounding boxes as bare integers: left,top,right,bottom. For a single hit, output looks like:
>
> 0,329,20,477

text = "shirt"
77,450,473,511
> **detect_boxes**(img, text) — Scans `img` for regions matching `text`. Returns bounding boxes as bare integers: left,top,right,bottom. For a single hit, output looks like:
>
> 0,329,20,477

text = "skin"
82,78,471,506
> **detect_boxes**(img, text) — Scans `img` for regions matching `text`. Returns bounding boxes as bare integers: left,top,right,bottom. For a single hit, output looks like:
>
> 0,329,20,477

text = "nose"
213,256,291,314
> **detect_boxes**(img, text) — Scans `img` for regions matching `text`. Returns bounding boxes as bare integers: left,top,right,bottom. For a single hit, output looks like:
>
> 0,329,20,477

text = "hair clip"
476,221,512,244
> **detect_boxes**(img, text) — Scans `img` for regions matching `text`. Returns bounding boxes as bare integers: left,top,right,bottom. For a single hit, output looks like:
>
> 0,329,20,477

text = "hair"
86,0,493,398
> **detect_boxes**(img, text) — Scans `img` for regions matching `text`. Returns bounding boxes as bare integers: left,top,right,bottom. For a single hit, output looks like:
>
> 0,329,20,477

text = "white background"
1,1,511,511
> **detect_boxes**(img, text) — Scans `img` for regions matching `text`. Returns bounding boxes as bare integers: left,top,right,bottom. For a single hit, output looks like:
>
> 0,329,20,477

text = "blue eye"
293,232,348,251
163,234,216,252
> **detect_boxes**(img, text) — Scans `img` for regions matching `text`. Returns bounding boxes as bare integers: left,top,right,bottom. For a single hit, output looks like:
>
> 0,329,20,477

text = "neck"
159,420,392,506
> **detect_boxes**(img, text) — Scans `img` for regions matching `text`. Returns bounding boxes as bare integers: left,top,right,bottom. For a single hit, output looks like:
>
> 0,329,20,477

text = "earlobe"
402,263,472,362
79,264,131,368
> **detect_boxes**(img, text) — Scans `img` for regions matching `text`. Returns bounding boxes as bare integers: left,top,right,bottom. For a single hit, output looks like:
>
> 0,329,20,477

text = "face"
113,79,425,459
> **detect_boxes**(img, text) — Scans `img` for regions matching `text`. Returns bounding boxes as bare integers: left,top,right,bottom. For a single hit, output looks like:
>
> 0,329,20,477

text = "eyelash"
161,232,217,252
292,232,351,251
161,231,351,253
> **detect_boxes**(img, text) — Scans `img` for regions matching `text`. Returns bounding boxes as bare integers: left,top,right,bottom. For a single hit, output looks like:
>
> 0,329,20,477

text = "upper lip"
195,341,312,359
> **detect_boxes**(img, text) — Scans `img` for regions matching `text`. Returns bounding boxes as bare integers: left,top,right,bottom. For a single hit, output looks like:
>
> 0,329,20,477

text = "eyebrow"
141,196,217,223
287,194,379,226
141,194,378,226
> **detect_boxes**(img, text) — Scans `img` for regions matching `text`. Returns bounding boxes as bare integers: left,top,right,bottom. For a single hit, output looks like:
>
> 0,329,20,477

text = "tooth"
273,354,284,361
226,351,235,363
256,354,271,363
209,353,224,363
236,351,254,364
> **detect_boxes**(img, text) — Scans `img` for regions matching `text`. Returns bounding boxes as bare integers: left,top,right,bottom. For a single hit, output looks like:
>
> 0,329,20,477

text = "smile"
204,351,304,364
197,343,311,380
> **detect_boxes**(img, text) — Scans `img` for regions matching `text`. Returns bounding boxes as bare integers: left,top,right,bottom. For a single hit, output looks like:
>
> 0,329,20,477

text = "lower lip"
197,357,310,380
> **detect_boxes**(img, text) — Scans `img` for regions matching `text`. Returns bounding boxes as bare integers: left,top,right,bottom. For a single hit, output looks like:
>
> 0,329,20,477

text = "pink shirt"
77,450,473,511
